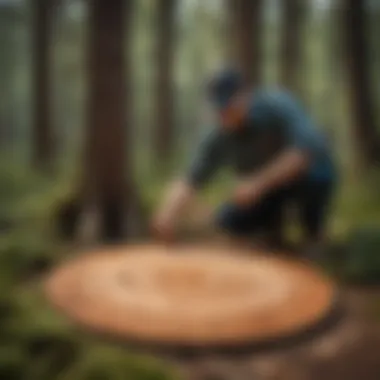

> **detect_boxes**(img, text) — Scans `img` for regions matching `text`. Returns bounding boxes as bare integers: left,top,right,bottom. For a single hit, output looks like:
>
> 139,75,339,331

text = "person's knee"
215,204,249,235
301,180,335,240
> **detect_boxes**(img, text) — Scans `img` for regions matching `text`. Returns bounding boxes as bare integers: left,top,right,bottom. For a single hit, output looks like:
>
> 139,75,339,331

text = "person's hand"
151,210,176,243
151,180,195,243
232,179,265,207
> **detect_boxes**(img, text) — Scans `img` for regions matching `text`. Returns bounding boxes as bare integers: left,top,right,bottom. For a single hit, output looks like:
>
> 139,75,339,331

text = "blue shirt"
187,89,336,188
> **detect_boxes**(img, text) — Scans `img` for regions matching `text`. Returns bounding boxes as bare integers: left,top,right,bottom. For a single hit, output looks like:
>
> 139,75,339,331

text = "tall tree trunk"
154,0,176,165
82,0,131,241
228,0,263,86
343,0,379,167
280,0,303,92
32,0,54,171
0,5,18,149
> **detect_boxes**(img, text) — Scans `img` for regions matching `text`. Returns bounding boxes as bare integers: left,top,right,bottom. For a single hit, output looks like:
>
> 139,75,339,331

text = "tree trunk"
153,0,176,164
343,0,379,167
0,6,18,149
280,0,303,92
228,0,263,86
82,0,131,242
32,0,54,171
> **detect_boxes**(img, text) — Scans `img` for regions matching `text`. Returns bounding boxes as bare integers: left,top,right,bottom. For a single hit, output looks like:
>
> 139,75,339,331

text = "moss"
0,344,28,380
0,229,59,280
60,345,178,380
2,283,180,380
339,226,380,283
5,161,380,379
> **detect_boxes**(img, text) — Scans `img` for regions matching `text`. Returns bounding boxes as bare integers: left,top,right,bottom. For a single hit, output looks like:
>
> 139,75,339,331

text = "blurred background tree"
342,0,380,169
280,0,304,93
31,0,56,172
80,0,131,241
153,0,176,166
228,0,263,85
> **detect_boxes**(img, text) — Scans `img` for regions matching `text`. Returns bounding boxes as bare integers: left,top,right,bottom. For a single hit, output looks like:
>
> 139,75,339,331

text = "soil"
175,287,380,380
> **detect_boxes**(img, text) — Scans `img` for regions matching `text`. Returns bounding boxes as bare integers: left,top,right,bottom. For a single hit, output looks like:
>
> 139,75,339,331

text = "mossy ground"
0,160,380,379
0,161,179,380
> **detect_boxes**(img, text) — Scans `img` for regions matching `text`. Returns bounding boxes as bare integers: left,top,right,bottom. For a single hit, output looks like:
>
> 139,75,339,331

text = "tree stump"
44,243,338,351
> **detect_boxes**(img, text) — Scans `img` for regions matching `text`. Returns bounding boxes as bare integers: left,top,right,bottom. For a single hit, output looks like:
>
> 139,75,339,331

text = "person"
152,68,336,256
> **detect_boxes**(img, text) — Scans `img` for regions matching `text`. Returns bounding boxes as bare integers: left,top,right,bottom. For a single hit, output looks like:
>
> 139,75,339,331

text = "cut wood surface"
44,243,336,349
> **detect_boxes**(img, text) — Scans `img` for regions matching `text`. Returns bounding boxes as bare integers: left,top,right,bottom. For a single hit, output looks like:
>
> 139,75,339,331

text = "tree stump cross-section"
44,243,337,350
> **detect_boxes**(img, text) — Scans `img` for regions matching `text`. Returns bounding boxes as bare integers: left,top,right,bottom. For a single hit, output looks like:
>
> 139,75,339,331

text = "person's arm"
250,148,309,193
153,129,225,237
154,179,195,230
234,93,317,205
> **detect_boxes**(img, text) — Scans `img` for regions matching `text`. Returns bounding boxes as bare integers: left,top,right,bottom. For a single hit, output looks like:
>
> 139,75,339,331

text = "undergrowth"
0,160,180,380
1,157,380,379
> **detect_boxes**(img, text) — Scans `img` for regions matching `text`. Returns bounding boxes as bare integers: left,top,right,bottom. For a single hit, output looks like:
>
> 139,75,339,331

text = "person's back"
187,87,335,188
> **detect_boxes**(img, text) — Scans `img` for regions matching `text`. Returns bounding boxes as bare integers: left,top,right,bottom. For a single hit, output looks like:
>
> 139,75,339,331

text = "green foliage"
0,160,70,280
340,226,380,283
331,170,380,240
5,284,179,379
60,346,177,380
0,160,179,380
0,229,58,281
0,266,179,380
0,160,49,221
0,344,28,380
325,170,380,282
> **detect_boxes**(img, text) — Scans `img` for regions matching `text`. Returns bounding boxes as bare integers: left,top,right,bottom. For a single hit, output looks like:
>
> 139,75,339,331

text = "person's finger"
151,221,175,243
150,221,164,240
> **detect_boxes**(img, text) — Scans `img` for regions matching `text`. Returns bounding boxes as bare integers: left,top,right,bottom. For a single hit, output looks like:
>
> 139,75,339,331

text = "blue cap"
207,68,243,109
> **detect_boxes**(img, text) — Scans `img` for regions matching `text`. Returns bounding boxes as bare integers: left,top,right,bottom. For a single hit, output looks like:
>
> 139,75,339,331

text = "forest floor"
174,286,380,380
34,193,380,380
4,165,380,379
151,205,380,379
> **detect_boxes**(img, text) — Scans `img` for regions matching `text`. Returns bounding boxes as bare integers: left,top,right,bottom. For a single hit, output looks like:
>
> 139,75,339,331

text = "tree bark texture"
280,0,303,92
32,0,55,171
154,0,176,163
343,0,379,166
83,0,131,241
228,0,263,86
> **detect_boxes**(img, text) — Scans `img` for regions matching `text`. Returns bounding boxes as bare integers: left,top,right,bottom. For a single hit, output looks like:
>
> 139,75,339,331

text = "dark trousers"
216,178,335,241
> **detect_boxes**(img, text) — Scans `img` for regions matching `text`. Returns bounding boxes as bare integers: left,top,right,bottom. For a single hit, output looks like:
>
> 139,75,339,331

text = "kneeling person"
153,68,336,255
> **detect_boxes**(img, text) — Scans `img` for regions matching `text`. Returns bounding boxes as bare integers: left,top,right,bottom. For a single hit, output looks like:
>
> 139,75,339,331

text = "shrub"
59,346,178,380
340,225,380,283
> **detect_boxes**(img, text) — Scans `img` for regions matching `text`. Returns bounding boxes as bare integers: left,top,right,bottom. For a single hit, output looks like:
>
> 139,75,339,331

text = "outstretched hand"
151,180,195,244
151,212,176,244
